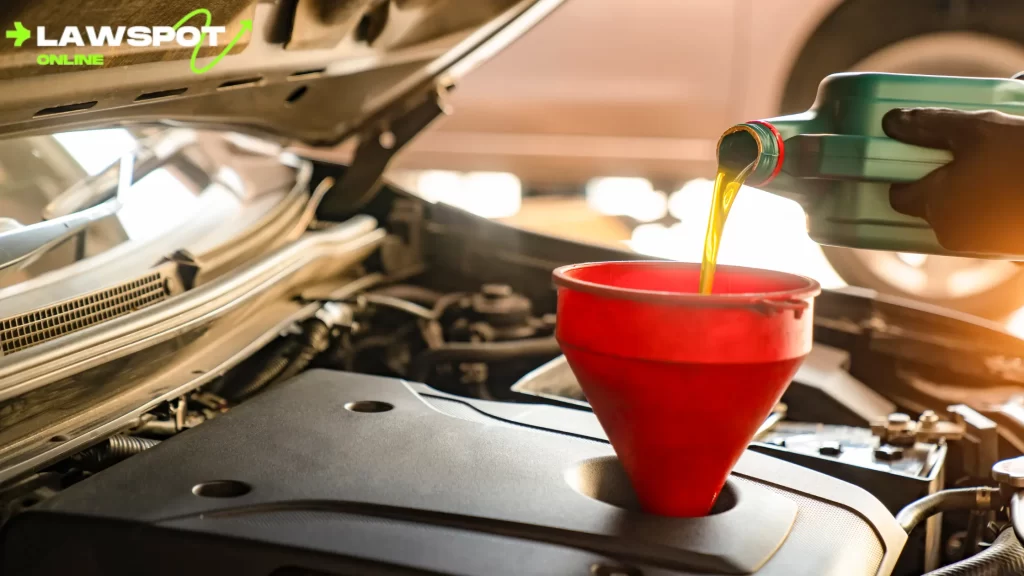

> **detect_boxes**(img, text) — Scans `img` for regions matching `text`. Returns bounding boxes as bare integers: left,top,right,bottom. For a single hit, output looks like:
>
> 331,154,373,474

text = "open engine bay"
0,1,1022,571
0,151,1023,575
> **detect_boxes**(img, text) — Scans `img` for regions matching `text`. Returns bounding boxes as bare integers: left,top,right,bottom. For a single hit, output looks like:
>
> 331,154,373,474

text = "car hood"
0,0,562,146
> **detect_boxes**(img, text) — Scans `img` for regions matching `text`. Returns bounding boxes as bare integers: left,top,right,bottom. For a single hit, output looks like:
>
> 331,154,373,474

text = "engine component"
753,421,946,574
896,487,1002,535
511,353,587,402
991,456,1024,550
225,303,350,401
782,343,896,426
72,436,160,472
871,405,998,480
1,370,906,576
408,336,561,383
872,411,964,447
923,528,1024,576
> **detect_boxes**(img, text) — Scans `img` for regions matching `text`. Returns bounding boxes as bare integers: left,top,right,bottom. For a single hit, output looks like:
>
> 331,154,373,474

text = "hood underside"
0,0,562,146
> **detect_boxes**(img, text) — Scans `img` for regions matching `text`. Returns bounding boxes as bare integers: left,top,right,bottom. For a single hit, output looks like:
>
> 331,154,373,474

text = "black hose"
229,337,300,400
897,487,1002,535
924,528,1024,576
409,337,562,383
75,436,160,470
275,319,331,384
232,318,331,400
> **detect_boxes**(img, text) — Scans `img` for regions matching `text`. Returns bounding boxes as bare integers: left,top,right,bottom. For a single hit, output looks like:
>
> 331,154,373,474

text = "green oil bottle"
718,72,1024,258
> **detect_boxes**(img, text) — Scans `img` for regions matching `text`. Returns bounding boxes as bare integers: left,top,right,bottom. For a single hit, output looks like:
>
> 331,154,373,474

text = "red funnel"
554,261,819,517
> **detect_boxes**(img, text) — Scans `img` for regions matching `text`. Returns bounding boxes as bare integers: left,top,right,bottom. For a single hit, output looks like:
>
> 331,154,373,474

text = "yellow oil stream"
698,162,755,295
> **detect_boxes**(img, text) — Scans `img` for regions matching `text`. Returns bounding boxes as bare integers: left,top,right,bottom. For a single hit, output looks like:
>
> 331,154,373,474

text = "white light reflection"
116,168,199,241
53,129,137,176
1006,307,1024,339
639,179,847,289
414,170,522,219
585,177,667,222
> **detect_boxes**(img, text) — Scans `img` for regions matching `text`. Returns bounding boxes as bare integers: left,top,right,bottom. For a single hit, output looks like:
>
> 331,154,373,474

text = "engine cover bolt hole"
192,480,252,498
344,401,394,413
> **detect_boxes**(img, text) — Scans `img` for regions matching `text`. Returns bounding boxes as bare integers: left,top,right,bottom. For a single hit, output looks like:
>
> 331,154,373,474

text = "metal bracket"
318,84,451,219
871,404,998,478
949,404,999,479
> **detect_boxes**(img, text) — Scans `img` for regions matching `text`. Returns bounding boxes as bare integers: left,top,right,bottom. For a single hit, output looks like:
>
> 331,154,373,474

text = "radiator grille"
0,272,169,355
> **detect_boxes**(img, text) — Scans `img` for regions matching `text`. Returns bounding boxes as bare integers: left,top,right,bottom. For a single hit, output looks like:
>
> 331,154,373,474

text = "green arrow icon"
6,22,30,47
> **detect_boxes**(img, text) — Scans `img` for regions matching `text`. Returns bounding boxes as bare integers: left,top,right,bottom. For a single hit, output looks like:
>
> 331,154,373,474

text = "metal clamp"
871,408,965,447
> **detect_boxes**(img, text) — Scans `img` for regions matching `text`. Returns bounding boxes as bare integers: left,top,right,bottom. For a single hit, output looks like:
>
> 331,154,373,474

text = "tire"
781,0,1024,319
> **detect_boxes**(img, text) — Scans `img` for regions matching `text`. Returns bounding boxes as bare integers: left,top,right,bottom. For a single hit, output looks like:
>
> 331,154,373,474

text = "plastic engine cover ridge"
0,370,906,576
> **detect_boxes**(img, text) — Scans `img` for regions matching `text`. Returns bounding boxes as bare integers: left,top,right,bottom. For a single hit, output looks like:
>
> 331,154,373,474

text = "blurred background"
380,0,1024,330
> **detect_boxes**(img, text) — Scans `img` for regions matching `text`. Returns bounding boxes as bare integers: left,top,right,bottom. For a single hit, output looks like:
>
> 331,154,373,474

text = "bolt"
918,410,939,428
884,412,916,441
378,130,396,150
481,284,513,298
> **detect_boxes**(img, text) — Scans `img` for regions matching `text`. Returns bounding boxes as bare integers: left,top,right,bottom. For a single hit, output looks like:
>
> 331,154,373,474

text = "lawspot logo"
5,8,252,74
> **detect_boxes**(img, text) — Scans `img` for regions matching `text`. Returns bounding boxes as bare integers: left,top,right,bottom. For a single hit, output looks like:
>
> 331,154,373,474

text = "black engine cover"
1,370,905,575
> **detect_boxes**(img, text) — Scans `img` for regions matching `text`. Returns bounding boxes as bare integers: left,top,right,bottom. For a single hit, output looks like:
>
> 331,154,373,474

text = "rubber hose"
230,338,299,400
924,528,1024,576
274,319,332,384
896,487,1001,535
370,285,443,305
409,337,562,383
361,294,435,319
232,319,331,400
76,435,160,469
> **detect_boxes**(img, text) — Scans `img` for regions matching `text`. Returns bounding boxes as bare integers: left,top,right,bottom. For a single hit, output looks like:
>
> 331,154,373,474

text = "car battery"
753,422,945,575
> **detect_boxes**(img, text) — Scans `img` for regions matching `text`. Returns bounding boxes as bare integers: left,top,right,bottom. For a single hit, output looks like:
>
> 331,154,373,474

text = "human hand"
882,107,1024,254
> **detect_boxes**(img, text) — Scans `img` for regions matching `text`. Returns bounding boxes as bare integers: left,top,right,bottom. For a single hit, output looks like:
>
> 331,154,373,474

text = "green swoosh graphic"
173,8,252,75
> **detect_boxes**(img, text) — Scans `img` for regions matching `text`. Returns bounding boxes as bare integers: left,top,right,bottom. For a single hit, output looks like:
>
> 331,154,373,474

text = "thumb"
882,107,978,152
